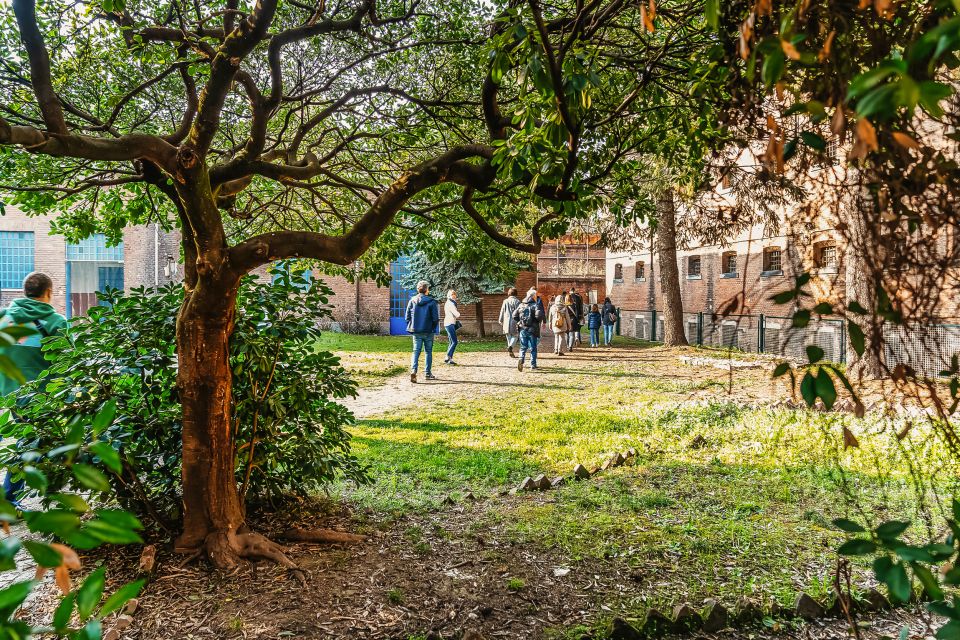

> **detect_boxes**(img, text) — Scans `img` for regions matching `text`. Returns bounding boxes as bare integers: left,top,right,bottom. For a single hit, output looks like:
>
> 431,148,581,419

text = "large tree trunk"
845,178,884,379
655,190,688,346
174,280,243,562
475,299,486,337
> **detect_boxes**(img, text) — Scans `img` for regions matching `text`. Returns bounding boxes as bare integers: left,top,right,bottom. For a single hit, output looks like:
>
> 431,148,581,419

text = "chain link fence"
615,308,960,378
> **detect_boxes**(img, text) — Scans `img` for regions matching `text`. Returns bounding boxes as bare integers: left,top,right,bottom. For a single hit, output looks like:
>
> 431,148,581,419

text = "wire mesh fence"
615,308,960,378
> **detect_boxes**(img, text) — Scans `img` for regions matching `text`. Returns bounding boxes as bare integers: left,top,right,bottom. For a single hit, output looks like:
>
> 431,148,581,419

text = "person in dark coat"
513,288,544,371
569,287,584,345
601,297,617,346
587,304,602,347
405,280,440,382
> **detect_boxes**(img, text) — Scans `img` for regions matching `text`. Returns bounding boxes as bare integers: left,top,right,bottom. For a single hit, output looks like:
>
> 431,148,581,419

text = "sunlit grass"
325,335,958,629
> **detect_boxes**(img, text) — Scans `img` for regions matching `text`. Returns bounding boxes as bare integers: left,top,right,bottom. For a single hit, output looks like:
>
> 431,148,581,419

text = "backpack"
553,308,567,330
518,302,537,329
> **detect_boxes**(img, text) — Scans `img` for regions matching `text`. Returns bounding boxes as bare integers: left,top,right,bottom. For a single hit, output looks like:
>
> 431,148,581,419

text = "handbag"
455,320,463,331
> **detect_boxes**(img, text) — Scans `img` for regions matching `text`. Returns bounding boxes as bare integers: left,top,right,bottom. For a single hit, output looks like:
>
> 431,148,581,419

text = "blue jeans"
4,472,24,507
590,328,600,346
445,324,458,360
519,330,539,367
603,324,615,345
411,332,434,375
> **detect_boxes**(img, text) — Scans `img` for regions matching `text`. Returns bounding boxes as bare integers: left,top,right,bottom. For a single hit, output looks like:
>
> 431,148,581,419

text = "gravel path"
342,336,635,418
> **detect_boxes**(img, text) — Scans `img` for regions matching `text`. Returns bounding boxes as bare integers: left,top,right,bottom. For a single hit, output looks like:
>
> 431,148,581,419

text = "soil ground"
49,336,945,640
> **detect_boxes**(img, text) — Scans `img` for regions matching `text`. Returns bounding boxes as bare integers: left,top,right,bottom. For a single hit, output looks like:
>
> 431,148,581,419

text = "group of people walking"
404,279,617,382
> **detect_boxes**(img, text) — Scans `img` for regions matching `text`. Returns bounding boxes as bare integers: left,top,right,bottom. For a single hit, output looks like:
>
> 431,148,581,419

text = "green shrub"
0,328,142,638
1,266,369,532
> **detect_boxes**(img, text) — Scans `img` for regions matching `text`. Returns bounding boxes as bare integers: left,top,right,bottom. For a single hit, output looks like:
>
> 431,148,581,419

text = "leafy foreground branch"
0,326,143,640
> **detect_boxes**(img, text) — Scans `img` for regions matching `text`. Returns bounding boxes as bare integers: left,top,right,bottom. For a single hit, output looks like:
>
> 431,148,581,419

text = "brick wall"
607,229,840,318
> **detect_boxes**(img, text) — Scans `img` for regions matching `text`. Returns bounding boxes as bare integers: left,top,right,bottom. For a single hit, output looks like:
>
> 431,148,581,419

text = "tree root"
178,526,365,583
279,528,367,544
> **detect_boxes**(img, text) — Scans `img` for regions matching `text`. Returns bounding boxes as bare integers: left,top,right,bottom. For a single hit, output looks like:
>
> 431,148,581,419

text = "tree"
400,248,523,336
654,189,688,346
2,0,721,568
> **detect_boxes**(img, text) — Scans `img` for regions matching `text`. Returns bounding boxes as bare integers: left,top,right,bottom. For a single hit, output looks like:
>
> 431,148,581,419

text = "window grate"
66,234,123,262
0,231,35,290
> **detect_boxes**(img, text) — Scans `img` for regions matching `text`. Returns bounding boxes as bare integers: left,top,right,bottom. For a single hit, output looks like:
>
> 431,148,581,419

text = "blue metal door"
389,257,414,335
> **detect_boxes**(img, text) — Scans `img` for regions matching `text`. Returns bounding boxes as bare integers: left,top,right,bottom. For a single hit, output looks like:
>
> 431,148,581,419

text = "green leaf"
800,371,816,406
73,464,111,492
77,619,102,640
99,579,145,617
936,620,960,640
912,563,944,601
0,581,36,614
53,592,75,631
876,520,911,541
806,345,825,363
705,0,719,30
23,541,62,568
792,309,811,328
76,567,106,620
26,510,80,535
800,131,827,151
815,369,837,409
770,289,796,304
89,442,122,474
838,538,877,555
849,322,866,356
833,518,866,533
772,362,791,378
885,562,912,602
92,400,117,435
762,49,786,88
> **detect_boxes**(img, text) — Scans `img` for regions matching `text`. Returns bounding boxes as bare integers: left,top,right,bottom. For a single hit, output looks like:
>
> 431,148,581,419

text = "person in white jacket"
498,288,521,358
443,289,461,365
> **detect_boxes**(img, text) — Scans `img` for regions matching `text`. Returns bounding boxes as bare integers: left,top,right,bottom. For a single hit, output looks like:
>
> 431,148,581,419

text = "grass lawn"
329,336,957,633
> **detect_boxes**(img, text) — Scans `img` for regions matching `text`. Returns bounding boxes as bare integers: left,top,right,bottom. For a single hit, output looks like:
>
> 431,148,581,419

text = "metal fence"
614,309,960,375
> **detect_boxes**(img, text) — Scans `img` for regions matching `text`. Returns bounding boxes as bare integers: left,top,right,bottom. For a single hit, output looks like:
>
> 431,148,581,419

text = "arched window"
613,263,623,282
634,262,645,281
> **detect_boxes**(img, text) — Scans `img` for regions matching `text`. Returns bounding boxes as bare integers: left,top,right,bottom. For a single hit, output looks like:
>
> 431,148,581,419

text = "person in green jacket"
0,272,67,503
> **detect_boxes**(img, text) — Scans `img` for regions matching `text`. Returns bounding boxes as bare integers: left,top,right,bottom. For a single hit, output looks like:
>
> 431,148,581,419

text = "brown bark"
475,299,486,337
655,190,688,347
845,183,885,380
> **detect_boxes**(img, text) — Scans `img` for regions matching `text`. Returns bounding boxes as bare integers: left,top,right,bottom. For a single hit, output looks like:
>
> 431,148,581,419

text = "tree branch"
461,186,557,254
12,0,67,134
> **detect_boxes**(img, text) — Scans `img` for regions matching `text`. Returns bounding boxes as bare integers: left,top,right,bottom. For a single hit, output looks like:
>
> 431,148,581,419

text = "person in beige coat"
548,295,573,355
498,288,521,358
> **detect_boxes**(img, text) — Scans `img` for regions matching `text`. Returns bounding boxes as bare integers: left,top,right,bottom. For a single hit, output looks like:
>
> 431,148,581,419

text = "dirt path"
342,338,756,419
343,335,598,418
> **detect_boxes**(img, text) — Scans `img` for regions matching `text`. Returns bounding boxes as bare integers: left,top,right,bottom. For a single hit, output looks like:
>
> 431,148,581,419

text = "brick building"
536,232,606,306
0,202,537,335
0,203,181,316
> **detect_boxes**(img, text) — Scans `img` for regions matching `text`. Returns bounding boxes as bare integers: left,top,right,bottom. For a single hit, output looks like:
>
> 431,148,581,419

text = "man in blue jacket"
405,280,440,383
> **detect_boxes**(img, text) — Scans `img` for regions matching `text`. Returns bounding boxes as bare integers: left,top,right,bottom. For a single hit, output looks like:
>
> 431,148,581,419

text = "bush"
1,268,369,532
0,326,143,639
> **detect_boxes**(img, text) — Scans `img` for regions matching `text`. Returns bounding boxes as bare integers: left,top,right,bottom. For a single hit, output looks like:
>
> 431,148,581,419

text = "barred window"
634,262,645,280
722,251,737,275
763,247,782,272
688,256,702,277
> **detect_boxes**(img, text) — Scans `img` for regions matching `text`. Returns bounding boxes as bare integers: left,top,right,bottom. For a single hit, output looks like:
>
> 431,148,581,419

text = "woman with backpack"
512,288,543,371
587,304,602,347
443,289,461,365
601,296,617,346
548,294,572,355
